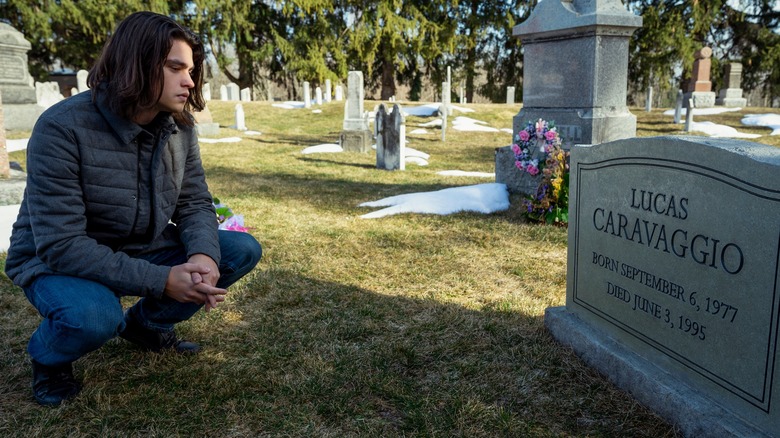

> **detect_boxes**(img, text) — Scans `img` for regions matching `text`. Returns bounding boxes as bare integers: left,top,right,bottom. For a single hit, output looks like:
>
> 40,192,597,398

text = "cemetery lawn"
2,102,778,437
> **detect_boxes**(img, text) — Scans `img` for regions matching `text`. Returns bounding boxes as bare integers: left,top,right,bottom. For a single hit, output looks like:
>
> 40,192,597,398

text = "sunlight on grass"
5,100,777,436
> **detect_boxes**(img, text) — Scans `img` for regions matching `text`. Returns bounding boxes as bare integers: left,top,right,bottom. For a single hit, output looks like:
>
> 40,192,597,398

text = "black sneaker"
31,360,82,406
119,315,200,354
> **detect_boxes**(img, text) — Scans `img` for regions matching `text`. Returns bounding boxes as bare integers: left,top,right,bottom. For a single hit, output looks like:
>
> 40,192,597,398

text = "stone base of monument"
545,307,764,437
716,89,747,108
4,104,45,131
0,169,26,205
684,91,716,109
196,123,220,137
339,130,372,153
494,146,541,195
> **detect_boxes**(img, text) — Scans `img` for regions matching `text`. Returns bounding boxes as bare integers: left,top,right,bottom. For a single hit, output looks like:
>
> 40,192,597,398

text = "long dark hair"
87,11,205,126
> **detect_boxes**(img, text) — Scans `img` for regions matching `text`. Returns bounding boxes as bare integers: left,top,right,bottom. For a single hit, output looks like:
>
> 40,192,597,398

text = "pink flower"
515,161,524,170
527,164,540,175
545,131,557,141
519,130,530,142
512,144,521,154
535,119,544,138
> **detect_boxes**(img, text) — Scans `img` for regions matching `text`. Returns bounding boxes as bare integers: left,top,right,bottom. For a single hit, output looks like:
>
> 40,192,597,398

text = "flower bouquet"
213,197,250,232
513,119,570,225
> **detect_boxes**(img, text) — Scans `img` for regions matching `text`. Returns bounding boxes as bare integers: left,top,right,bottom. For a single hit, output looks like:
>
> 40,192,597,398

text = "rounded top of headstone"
0,22,32,49
694,47,713,59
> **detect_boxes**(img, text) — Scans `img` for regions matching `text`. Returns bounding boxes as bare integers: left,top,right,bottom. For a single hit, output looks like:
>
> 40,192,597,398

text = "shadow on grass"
298,156,376,169
0,268,678,436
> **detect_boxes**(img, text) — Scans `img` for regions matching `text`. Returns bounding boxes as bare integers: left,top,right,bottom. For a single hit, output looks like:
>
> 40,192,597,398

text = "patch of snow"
359,183,509,219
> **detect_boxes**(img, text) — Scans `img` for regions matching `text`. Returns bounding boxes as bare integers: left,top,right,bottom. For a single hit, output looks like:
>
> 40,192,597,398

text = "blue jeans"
23,231,262,366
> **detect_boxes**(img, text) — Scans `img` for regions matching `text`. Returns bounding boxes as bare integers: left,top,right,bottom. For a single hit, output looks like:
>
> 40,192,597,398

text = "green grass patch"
4,100,777,436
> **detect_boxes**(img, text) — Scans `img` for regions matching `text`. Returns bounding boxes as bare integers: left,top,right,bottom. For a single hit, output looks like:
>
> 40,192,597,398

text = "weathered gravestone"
506,86,515,105
220,84,228,101
0,22,45,130
240,87,251,102
315,87,323,106
0,90,26,203
716,62,747,108
375,104,405,171
673,89,683,124
335,85,344,102
233,104,247,131
547,136,780,437
76,70,89,93
227,83,240,101
324,79,332,102
193,104,220,136
202,83,211,101
339,71,372,153
495,0,642,195
684,47,716,109
303,81,311,108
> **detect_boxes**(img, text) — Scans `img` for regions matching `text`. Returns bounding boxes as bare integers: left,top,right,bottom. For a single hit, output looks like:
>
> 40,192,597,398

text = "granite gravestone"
547,135,780,437
0,22,45,130
375,104,405,171
495,0,642,195
716,62,747,108
684,47,716,109
339,71,372,153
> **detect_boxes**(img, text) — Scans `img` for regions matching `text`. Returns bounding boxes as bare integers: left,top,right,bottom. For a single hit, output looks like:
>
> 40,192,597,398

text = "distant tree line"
1,0,778,104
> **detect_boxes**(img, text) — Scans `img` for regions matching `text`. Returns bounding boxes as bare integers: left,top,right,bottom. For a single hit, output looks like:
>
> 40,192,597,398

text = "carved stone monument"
339,71,372,153
496,0,642,194
303,81,311,108
0,22,45,130
193,105,220,136
716,62,747,108
684,47,716,109
550,135,780,436
375,104,405,171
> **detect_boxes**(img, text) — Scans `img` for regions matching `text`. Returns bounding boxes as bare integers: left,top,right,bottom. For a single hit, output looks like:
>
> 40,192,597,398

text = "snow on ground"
272,101,305,109
7,138,28,152
409,128,429,134
302,143,343,154
418,119,442,128
741,114,780,135
359,183,509,219
437,170,495,178
662,107,743,116
452,116,500,132
402,103,475,117
687,121,761,139
198,137,242,143
0,204,19,251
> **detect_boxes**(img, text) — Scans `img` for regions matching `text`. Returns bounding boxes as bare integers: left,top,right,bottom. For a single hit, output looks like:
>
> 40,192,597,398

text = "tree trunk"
380,55,396,100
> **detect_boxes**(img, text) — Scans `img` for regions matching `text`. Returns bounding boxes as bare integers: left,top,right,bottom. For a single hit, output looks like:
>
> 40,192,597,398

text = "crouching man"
5,11,262,406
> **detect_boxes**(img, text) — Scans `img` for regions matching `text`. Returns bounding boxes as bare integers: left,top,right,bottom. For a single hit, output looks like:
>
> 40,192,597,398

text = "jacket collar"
93,86,178,145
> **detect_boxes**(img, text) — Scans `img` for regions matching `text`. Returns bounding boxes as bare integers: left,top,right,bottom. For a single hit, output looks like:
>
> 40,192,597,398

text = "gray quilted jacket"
5,90,220,298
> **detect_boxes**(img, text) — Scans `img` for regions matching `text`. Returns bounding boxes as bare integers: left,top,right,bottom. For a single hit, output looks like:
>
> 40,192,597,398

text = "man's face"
155,39,195,114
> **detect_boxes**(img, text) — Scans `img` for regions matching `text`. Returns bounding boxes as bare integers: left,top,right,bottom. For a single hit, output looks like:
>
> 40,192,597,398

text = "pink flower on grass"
519,130,530,142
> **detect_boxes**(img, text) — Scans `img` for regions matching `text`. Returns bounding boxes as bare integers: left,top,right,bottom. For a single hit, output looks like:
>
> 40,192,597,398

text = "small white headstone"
220,85,228,101
227,83,240,101
203,83,211,101
77,70,89,93
325,79,332,102
315,86,322,105
240,87,251,102
335,85,343,101
303,82,311,108
235,104,247,131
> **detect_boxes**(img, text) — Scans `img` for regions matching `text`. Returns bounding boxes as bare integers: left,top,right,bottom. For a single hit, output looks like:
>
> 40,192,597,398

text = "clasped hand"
164,254,225,312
